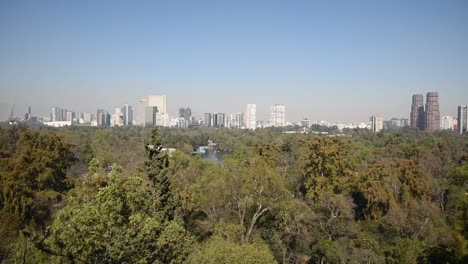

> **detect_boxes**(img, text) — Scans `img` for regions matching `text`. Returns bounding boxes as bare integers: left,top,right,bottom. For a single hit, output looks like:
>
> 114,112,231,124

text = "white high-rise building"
148,95,167,114
441,116,453,130
66,111,75,122
370,116,384,132
51,107,64,121
269,104,286,127
230,113,244,129
136,95,167,126
135,98,148,126
245,104,256,130
111,108,123,127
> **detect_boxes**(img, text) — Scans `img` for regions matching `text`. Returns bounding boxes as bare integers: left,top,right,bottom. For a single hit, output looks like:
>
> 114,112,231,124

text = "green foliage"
187,236,277,264
300,137,355,201
2,126,468,263
36,165,193,263
144,128,182,222
0,128,74,260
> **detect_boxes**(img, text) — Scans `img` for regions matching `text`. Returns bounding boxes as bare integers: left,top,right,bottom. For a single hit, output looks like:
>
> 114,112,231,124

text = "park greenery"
0,123,467,263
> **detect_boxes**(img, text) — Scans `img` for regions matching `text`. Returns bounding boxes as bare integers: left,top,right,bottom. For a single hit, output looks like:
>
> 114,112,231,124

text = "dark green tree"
144,128,181,221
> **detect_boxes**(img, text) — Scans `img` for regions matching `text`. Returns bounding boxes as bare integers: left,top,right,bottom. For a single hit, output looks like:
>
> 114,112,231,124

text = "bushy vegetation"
0,124,467,263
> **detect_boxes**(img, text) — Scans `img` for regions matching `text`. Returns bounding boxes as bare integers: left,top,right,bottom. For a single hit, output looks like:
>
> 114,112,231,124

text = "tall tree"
144,128,181,221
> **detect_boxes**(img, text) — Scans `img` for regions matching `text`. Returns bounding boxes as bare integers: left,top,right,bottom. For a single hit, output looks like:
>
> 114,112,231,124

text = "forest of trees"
0,124,467,263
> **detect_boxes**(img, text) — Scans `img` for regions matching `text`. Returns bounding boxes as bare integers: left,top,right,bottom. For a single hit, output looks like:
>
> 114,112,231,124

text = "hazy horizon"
1,0,467,122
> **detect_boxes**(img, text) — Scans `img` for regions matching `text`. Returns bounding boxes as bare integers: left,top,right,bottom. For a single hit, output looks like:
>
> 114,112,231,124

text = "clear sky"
1,0,467,122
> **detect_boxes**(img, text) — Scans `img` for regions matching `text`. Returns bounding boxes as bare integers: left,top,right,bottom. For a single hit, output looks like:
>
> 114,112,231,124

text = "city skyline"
0,91,463,125
1,1,467,121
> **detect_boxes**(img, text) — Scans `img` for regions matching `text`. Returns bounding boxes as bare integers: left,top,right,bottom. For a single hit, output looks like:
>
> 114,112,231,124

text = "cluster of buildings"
19,92,466,135
409,92,467,134
410,92,440,132
42,95,286,130
45,105,133,127
199,104,285,129
368,92,467,134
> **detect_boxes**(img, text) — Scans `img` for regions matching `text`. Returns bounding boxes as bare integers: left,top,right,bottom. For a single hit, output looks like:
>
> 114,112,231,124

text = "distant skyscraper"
215,113,225,127
458,105,468,134
245,104,257,130
96,109,110,127
51,107,69,122
135,95,167,126
60,108,67,121
269,104,286,127
203,113,212,127
148,95,167,114
410,94,425,130
441,116,453,130
179,107,192,124
81,113,92,124
135,98,148,126
425,92,440,132
230,113,244,129
51,107,59,121
122,104,133,126
370,116,383,132
66,111,75,122
111,108,123,127
144,106,158,127
96,109,104,126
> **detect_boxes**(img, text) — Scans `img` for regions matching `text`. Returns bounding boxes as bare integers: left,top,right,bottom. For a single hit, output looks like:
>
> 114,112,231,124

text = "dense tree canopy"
0,124,467,263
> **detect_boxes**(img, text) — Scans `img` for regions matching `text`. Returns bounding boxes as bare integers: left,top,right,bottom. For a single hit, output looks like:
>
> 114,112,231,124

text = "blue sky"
1,0,467,122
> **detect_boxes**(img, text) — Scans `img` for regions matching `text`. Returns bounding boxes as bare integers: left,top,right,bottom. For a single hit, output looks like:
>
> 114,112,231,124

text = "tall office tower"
441,116,453,130
425,92,440,132
458,105,468,134
230,113,244,129
135,98,148,126
269,104,286,127
66,111,75,122
96,109,104,126
203,113,212,127
51,107,60,121
51,107,68,121
148,95,167,114
215,113,225,127
105,112,111,126
212,113,218,127
135,95,167,126
82,113,92,124
96,109,111,127
60,108,67,121
410,94,425,130
370,116,384,132
144,106,158,127
245,104,257,130
179,107,192,122
122,104,133,126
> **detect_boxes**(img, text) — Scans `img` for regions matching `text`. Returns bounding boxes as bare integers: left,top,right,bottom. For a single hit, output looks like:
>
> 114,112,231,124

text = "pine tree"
144,128,181,221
